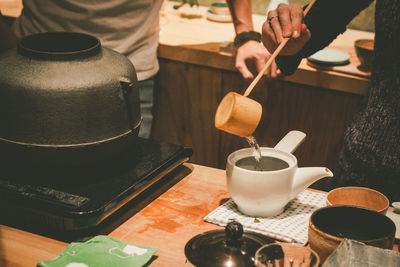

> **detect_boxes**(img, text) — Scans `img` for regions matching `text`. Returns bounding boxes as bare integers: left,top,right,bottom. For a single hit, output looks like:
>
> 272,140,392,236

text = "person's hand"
261,3,311,56
235,40,280,79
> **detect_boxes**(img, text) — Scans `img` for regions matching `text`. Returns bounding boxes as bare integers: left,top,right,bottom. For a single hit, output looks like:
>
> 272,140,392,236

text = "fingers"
262,20,279,53
297,24,311,43
268,10,283,44
262,3,310,56
261,58,278,78
289,4,303,38
251,47,280,78
270,60,280,78
235,45,255,79
263,3,299,53
277,3,292,38
270,3,304,40
236,59,254,79
235,42,280,79
256,57,280,79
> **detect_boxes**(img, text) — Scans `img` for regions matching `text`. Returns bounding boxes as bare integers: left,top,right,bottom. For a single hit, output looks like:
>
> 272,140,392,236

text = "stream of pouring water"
245,136,263,171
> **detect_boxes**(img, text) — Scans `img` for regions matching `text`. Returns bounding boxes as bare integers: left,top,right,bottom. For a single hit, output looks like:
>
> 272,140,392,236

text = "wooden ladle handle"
243,0,318,97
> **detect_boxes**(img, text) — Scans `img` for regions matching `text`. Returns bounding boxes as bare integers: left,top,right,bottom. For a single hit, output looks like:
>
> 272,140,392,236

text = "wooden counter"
1,163,398,266
0,164,229,266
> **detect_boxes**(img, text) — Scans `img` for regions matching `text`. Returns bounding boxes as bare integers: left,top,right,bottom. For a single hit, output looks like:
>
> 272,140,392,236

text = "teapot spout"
290,167,333,199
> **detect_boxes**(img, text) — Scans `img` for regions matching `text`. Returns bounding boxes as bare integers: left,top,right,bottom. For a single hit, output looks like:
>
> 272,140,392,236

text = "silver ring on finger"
268,15,279,28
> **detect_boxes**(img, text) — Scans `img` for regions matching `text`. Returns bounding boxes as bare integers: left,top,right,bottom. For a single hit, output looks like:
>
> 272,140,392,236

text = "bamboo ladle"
214,0,317,137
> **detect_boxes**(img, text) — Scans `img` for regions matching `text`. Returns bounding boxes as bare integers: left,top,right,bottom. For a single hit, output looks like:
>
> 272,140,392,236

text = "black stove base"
0,138,193,241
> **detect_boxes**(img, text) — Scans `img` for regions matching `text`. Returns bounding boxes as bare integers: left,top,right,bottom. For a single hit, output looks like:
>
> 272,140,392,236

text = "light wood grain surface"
1,164,398,266
0,164,230,266
109,164,230,266
0,224,67,267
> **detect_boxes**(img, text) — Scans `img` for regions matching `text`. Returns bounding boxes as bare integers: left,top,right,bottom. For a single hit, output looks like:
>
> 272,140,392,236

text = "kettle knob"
225,221,243,246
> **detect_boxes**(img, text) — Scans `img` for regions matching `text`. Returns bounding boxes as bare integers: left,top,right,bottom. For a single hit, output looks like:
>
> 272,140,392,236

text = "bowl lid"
185,221,274,267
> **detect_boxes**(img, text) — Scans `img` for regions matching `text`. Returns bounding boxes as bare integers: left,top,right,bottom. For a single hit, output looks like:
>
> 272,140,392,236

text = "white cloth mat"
204,190,326,245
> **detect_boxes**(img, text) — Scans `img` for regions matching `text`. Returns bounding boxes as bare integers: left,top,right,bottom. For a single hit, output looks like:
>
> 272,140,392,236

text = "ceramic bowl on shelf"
326,186,389,214
210,2,230,14
354,39,374,72
206,9,231,22
308,205,396,264
206,1,231,22
308,48,350,66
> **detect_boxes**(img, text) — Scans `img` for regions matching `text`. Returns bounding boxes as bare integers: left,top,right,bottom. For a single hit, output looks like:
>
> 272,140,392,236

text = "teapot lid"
185,221,274,267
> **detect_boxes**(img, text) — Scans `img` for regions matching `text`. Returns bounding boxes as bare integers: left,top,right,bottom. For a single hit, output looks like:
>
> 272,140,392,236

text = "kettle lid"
185,221,274,267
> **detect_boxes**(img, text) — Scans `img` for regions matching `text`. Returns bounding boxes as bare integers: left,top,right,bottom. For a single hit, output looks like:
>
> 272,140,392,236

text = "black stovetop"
0,138,192,241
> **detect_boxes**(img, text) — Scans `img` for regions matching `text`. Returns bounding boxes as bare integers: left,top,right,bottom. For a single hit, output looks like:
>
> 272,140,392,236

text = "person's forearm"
0,14,18,52
225,0,254,34
298,0,374,58
277,0,374,75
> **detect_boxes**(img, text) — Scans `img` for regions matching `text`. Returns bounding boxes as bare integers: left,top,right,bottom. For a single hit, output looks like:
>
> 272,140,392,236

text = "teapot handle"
274,130,306,154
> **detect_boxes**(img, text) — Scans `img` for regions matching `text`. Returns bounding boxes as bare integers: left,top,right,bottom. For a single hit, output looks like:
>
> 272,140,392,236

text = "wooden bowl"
354,39,374,72
308,206,396,264
327,186,389,214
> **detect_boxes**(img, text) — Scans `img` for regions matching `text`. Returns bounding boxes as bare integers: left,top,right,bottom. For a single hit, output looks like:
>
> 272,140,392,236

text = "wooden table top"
0,164,230,266
1,163,398,266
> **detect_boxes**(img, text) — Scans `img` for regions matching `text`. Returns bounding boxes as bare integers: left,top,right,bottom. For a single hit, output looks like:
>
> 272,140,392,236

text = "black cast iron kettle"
0,32,141,176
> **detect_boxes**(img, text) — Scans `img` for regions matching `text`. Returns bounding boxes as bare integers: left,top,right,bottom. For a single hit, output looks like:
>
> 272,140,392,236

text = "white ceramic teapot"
226,131,333,217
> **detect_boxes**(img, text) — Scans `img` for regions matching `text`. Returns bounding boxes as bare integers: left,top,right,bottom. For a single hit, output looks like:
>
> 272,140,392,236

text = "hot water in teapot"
241,136,288,172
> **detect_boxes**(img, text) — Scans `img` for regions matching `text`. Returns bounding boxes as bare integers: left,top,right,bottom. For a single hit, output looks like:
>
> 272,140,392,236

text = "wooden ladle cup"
214,92,262,137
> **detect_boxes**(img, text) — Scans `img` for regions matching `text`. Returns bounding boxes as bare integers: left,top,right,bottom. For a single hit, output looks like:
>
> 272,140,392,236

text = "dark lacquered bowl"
354,39,374,72
308,205,396,263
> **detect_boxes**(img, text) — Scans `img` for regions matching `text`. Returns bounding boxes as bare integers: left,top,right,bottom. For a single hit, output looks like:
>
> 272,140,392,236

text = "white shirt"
12,0,164,81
